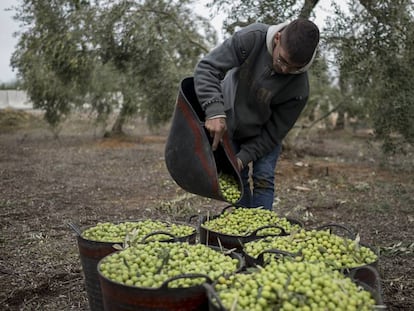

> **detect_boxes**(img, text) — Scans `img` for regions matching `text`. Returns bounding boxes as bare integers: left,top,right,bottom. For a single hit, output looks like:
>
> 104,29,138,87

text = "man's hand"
205,117,227,151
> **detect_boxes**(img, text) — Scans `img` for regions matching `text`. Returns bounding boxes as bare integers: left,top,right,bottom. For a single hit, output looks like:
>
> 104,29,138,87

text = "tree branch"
300,101,344,130
299,0,320,19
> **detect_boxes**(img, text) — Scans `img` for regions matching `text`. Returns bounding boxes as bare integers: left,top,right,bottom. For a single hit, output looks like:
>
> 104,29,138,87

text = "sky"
0,0,19,83
0,0,338,83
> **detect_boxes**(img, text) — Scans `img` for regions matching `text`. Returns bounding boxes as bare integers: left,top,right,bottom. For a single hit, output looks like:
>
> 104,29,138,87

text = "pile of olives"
99,241,240,288
219,173,241,204
212,259,376,311
243,228,378,269
81,220,195,244
202,207,302,236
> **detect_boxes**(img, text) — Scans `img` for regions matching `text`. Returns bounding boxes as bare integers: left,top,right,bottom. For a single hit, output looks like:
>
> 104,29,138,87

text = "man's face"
272,32,304,74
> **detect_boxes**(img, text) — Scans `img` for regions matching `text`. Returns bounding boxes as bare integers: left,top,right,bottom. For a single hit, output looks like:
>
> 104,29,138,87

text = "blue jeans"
233,143,281,210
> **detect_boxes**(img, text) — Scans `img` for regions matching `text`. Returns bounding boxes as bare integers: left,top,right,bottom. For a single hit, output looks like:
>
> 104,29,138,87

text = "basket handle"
249,224,288,238
286,217,305,228
348,265,384,305
187,214,201,224
256,249,298,263
220,205,235,214
160,273,213,289
203,282,227,311
316,223,356,239
67,221,82,236
140,231,178,243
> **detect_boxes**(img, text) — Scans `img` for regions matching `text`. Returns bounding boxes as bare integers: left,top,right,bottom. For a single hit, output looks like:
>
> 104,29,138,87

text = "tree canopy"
324,0,414,152
11,0,216,134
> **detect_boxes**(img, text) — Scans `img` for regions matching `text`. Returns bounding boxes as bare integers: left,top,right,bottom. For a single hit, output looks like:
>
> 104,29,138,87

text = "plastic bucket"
73,220,197,311
165,77,243,204
77,235,117,311
199,206,304,252
241,224,379,275
97,246,244,311
205,265,385,310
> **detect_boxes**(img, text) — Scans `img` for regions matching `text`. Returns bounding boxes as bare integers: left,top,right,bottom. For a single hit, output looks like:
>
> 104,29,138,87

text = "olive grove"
10,0,414,151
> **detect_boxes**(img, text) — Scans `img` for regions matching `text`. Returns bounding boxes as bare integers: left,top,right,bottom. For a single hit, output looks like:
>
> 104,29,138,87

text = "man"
194,18,319,210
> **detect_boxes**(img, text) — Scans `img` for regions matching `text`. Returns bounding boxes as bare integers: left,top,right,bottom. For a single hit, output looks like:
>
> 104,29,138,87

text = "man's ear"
274,32,281,42
273,32,281,50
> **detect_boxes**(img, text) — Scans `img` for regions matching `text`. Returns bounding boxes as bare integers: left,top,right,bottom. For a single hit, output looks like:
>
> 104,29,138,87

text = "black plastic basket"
165,77,244,205
97,246,244,311
241,223,379,273
199,205,304,252
69,220,197,311
205,265,385,310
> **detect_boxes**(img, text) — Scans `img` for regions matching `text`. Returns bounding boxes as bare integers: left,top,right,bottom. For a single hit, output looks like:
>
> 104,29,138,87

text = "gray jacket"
194,22,313,166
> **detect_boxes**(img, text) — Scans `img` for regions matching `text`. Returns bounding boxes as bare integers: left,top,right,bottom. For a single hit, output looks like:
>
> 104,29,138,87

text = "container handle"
67,221,82,236
249,224,287,238
286,217,305,228
256,249,298,264
220,205,234,214
140,231,177,243
187,214,202,226
348,265,384,306
203,282,227,311
316,223,356,239
160,273,213,289
187,214,199,223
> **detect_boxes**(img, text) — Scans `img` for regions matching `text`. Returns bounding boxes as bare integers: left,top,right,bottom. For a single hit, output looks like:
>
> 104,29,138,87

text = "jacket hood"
266,21,318,74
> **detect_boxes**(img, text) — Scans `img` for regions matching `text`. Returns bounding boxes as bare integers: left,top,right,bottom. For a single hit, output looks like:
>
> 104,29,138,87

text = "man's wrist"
236,151,250,169
207,114,226,120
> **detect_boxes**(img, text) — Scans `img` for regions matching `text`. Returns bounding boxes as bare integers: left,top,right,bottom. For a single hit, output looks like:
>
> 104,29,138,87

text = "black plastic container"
242,244,378,272
76,234,118,311
165,77,243,205
72,220,197,311
199,206,304,252
205,265,385,310
97,246,244,311
241,223,380,282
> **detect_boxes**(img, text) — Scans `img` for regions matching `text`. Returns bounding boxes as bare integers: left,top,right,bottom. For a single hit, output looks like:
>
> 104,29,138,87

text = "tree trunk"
299,0,321,19
334,108,345,130
111,113,126,136
110,103,130,136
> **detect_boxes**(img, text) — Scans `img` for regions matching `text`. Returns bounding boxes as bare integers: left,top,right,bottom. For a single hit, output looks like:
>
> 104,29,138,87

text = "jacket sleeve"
237,96,308,166
194,26,258,118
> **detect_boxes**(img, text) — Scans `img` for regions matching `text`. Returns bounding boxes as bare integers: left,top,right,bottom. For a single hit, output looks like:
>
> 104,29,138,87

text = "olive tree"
325,0,414,152
11,0,95,133
11,0,216,135
93,0,217,134
207,0,320,31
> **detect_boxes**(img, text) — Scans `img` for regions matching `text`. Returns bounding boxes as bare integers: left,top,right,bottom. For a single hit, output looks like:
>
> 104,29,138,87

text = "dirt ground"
0,109,413,310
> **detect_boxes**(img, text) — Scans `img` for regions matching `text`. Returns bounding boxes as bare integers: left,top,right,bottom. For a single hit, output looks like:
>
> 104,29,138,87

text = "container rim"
200,213,304,239
77,218,197,244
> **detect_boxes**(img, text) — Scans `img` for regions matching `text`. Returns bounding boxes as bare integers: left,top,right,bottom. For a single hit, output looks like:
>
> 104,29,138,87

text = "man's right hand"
205,117,227,151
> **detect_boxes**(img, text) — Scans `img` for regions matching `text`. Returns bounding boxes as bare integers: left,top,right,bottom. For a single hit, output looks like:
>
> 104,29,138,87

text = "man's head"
272,18,320,74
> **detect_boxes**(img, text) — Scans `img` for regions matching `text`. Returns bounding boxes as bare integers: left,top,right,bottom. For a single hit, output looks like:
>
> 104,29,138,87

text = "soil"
0,109,413,310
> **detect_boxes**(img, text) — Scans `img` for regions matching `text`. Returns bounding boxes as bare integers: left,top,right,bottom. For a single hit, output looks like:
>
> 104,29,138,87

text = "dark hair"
281,18,320,65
